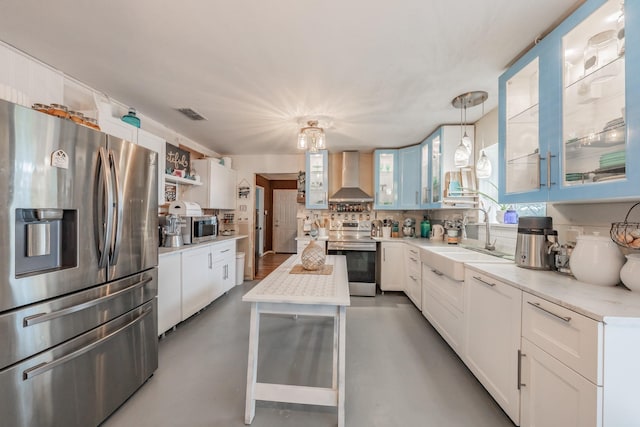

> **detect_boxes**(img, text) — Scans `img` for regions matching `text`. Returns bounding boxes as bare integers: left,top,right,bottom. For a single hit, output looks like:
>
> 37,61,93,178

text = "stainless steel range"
327,215,376,296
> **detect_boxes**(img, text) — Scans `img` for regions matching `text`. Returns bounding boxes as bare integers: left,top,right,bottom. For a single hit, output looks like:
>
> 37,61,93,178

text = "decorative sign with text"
165,143,190,174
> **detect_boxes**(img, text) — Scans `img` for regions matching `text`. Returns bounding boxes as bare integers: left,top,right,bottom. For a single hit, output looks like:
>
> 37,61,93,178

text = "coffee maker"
515,216,558,270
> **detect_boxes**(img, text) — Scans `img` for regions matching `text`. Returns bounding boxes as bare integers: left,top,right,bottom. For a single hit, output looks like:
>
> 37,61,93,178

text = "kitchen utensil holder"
610,201,640,249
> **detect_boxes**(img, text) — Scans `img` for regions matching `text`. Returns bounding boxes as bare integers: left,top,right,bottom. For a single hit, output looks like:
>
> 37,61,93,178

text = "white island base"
242,255,350,427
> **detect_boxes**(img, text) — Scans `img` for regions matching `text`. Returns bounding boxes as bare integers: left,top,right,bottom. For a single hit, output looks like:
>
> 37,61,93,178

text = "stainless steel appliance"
0,99,158,427
402,218,416,237
183,215,218,244
327,216,376,296
162,214,184,247
515,216,558,270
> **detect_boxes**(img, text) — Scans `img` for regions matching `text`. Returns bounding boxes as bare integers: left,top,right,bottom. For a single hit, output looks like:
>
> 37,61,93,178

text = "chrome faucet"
467,207,496,251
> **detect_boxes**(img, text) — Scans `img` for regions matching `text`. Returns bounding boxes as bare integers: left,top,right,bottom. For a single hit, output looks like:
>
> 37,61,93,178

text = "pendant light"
475,97,492,179
452,91,488,168
297,120,326,152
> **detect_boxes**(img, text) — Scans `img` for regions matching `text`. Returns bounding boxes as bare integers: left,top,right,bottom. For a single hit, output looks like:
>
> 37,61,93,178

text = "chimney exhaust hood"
329,152,373,202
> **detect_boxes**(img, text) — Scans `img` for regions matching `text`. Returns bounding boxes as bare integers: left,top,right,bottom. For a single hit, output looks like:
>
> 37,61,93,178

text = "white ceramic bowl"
620,254,640,291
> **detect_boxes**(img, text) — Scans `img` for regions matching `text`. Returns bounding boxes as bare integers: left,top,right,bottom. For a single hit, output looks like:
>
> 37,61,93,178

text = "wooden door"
273,189,297,253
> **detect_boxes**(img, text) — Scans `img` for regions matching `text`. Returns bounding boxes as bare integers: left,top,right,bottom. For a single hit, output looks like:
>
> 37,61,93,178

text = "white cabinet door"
404,245,421,309
158,253,182,335
187,159,236,209
421,265,465,355
212,241,236,298
520,339,601,427
136,129,166,205
212,259,227,301
378,242,404,291
99,116,138,144
180,245,213,320
464,271,522,425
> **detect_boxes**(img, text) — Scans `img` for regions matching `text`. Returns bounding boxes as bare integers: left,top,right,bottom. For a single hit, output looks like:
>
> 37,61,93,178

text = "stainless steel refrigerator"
0,99,159,427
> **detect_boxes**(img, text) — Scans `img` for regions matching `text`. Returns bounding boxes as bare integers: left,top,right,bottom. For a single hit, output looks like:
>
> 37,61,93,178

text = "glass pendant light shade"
461,132,472,152
476,149,492,178
297,132,307,150
317,132,326,149
454,141,471,167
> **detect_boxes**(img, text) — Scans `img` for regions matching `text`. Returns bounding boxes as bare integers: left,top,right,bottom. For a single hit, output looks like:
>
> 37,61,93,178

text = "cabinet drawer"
522,293,603,385
422,264,464,312
212,240,235,259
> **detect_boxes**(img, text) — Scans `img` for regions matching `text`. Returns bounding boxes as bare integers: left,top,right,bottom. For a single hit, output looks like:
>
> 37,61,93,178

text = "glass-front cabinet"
562,0,626,188
504,58,541,196
305,149,328,209
419,139,431,208
500,0,640,203
374,150,398,210
399,145,421,209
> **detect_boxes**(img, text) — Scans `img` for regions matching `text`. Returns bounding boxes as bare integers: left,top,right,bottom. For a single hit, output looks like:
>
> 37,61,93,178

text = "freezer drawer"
0,300,158,427
0,268,157,369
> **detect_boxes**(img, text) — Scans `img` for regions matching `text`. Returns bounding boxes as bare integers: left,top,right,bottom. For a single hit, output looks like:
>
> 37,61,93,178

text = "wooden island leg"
245,303,260,424
338,305,346,427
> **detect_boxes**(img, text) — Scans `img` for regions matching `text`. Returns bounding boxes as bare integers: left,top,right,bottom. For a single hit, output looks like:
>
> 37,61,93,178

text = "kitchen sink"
421,246,513,280
459,245,515,261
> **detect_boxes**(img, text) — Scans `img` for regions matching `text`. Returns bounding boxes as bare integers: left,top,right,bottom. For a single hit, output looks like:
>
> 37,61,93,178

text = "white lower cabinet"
158,253,182,335
404,246,421,309
378,242,404,291
421,265,465,355
520,338,601,427
180,245,214,321
464,270,522,425
212,240,236,300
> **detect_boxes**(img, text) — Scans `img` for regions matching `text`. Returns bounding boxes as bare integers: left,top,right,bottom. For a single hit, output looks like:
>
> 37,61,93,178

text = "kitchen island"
242,254,350,427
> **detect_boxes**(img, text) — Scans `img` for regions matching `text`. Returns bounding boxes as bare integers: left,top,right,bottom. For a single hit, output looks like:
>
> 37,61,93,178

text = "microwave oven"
183,215,218,244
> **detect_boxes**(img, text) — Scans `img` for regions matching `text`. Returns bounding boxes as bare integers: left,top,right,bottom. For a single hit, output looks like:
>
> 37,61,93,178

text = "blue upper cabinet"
399,145,421,209
305,150,328,209
374,149,399,210
419,137,431,209
500,0,639,203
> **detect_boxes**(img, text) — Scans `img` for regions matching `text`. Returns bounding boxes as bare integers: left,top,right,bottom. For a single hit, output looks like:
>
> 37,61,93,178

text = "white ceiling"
0,0,580,155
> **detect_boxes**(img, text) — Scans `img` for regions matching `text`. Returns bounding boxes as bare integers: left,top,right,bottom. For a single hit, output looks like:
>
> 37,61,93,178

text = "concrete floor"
102,282,515,427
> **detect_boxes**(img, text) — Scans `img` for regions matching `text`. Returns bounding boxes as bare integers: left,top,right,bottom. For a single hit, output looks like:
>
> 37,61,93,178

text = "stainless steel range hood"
329,152,373,202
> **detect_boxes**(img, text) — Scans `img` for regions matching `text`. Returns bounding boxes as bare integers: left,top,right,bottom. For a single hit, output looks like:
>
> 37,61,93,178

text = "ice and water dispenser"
15,208,77,276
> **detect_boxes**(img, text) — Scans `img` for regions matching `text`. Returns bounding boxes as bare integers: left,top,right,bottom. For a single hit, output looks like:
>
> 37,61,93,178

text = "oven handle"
327,244,377,252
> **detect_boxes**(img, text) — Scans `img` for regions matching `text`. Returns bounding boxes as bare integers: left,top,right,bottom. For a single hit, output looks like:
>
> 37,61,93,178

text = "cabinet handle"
409,275,417,281
221,249,230,253
527,301,571,323
431,269,443,276
539,151,557,188
517,350,526,389
472,275,496,287
383,248,386,262
410,257,418,262
410,249,418,255
208,253,212,269
415,191,418,205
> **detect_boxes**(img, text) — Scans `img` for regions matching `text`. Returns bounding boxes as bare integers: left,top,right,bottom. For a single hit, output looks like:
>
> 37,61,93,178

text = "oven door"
327,242,376,296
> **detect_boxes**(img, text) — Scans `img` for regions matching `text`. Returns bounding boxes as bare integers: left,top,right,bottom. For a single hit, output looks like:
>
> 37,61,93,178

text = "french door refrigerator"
0,99,159,427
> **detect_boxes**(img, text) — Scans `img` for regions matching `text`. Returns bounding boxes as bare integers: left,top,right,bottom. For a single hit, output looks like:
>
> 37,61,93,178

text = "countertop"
465,262,640,322
159,234,247,256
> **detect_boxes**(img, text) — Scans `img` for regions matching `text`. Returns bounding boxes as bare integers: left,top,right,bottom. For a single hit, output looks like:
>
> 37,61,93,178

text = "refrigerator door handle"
22,304,152,380
22,276,153,327
96,147,114,268
109,149,124,265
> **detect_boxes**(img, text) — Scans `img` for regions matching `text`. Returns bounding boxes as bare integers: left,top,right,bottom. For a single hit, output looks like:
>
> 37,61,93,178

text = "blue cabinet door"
419,138,431,209
399,145,421,209
500,0,640,204
374,150,398,210
305,150,328,209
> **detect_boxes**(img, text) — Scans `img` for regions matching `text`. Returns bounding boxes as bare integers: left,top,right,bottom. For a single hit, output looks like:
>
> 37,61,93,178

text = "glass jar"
47,103,70,119
32,103,49,113
121,107,141,128
68,110,85,125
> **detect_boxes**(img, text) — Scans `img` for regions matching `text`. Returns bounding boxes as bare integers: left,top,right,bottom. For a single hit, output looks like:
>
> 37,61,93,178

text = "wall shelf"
165,174,203,186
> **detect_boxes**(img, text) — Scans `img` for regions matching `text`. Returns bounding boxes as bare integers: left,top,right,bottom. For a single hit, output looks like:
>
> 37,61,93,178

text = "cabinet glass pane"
432,136,441,203
562,0,626,187
308,153,326,205
505,58,540,194
378,153,395,206
421,144,430,204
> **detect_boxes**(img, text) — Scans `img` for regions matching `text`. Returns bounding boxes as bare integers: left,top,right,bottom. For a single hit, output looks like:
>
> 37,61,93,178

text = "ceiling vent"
176,107,207,121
